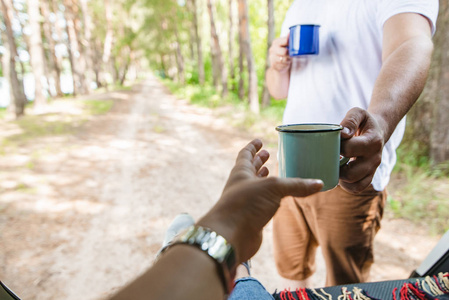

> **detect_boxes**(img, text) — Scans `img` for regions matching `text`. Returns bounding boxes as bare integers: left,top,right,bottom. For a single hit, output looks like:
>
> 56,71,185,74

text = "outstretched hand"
197,139,323,263
339,107,385,193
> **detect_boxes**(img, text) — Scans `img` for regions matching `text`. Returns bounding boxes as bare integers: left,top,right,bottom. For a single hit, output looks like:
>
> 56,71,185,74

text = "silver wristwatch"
159,225,236,295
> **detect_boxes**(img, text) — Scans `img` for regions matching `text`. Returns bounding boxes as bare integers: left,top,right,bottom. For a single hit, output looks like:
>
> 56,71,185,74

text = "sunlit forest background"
1,0,448,233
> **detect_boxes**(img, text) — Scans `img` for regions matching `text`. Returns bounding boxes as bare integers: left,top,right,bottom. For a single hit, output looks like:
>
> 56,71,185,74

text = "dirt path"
0,75,441,299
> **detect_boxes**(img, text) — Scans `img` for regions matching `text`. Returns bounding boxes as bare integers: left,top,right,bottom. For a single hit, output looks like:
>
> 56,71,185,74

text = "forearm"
266,67,290,99
368,35,433,142
110,245,224,300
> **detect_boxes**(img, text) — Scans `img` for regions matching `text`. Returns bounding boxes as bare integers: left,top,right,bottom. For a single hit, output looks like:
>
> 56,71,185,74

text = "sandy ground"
0,75,442,299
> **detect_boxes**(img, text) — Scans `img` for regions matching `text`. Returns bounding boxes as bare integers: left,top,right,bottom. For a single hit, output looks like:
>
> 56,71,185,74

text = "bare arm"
340,13,433,193
266,36,292,99
109,245,223,300
369,12,433,141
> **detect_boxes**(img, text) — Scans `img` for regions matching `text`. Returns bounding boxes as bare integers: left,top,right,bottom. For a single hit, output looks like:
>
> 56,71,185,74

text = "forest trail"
0,75,441,299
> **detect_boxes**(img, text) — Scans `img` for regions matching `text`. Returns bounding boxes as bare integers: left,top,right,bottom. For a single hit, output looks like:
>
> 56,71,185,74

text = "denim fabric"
229,277,274,300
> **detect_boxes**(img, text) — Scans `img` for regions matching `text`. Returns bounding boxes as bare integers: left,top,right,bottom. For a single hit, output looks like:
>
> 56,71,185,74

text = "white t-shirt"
280,0,438,191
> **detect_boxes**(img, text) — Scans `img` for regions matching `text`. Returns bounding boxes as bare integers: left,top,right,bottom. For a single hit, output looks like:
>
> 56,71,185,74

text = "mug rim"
289,24,321,29
276,123,343,133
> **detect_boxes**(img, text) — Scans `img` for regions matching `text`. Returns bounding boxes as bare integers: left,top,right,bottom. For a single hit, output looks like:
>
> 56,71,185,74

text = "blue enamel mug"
288,24,320,56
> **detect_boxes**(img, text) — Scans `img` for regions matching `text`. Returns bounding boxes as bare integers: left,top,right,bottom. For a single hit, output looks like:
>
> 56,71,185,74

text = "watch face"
0,282,21,300
179,226,236,269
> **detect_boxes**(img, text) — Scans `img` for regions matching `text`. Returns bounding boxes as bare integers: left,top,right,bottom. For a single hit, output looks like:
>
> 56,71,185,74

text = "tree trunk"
159,53,165,77
92,39,104,88
190,0,204,85
102,0,114,87
408,0,449,165
41,0,63,97
64,0,90,95
1,0,26,117
207,0,228,97
173,24,185,84
119,49,132,86
228,0,236,91
238,30,245,100
50,0,66,93
261,0,274,108
79,0,95,90
28,0,47,111
430,0,449,164
9,2,27,92
72,0,90,93
110,54,120,84
238,0,259,113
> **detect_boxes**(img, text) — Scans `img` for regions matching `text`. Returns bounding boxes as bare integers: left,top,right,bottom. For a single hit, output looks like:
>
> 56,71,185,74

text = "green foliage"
261,99,286,122
391,137,449,234
3,116,76,145
394,137,449,177
84,99,114,115
161,77,224,108
394,140,430,171
431,161,449,177
387,167,449,234
1,98,115,149
0,108,7,120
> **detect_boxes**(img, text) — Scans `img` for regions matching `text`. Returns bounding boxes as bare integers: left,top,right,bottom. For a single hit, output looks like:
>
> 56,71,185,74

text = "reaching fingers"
236,139,263,164
257,166,269,178
253,149,269,171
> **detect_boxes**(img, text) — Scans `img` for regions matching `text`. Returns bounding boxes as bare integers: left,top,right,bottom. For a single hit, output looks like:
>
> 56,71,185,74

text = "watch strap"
159,225,237,296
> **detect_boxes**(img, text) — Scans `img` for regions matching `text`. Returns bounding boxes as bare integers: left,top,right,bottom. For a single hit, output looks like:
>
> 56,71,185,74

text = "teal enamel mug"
276,123,349,191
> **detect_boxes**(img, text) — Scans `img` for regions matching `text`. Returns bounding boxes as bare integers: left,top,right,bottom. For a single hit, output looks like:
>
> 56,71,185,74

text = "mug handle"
340,156,350,166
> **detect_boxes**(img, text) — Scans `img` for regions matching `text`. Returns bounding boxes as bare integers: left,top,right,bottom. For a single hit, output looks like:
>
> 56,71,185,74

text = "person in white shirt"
266,0,438,287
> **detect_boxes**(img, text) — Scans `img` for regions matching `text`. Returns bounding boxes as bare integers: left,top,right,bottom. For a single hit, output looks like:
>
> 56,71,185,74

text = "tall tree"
207,0,228,97
28,0,47,111
261,0,274,107
238,22,245,100
430,0,449,164
41,0,63,97
1,0,26,117
50,0,67,89
228,0,236,91
189,0,204,85
408,0,449,165
79,0,95,89
64,0,89,95
238,0,259,113
102,0,114,86
173,23,185,84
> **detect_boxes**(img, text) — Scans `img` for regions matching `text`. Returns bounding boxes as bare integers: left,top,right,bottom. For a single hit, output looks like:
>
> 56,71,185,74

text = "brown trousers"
272,185,386,286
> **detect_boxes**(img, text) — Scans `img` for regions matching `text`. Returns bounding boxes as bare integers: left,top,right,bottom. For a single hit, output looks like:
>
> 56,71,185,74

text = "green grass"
1,98,114,150
389,140,449,234
388,166,449,235
0,108,7,120
160,77,286,137
4,115,76,145
83,99,114,115
15,182,36,194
